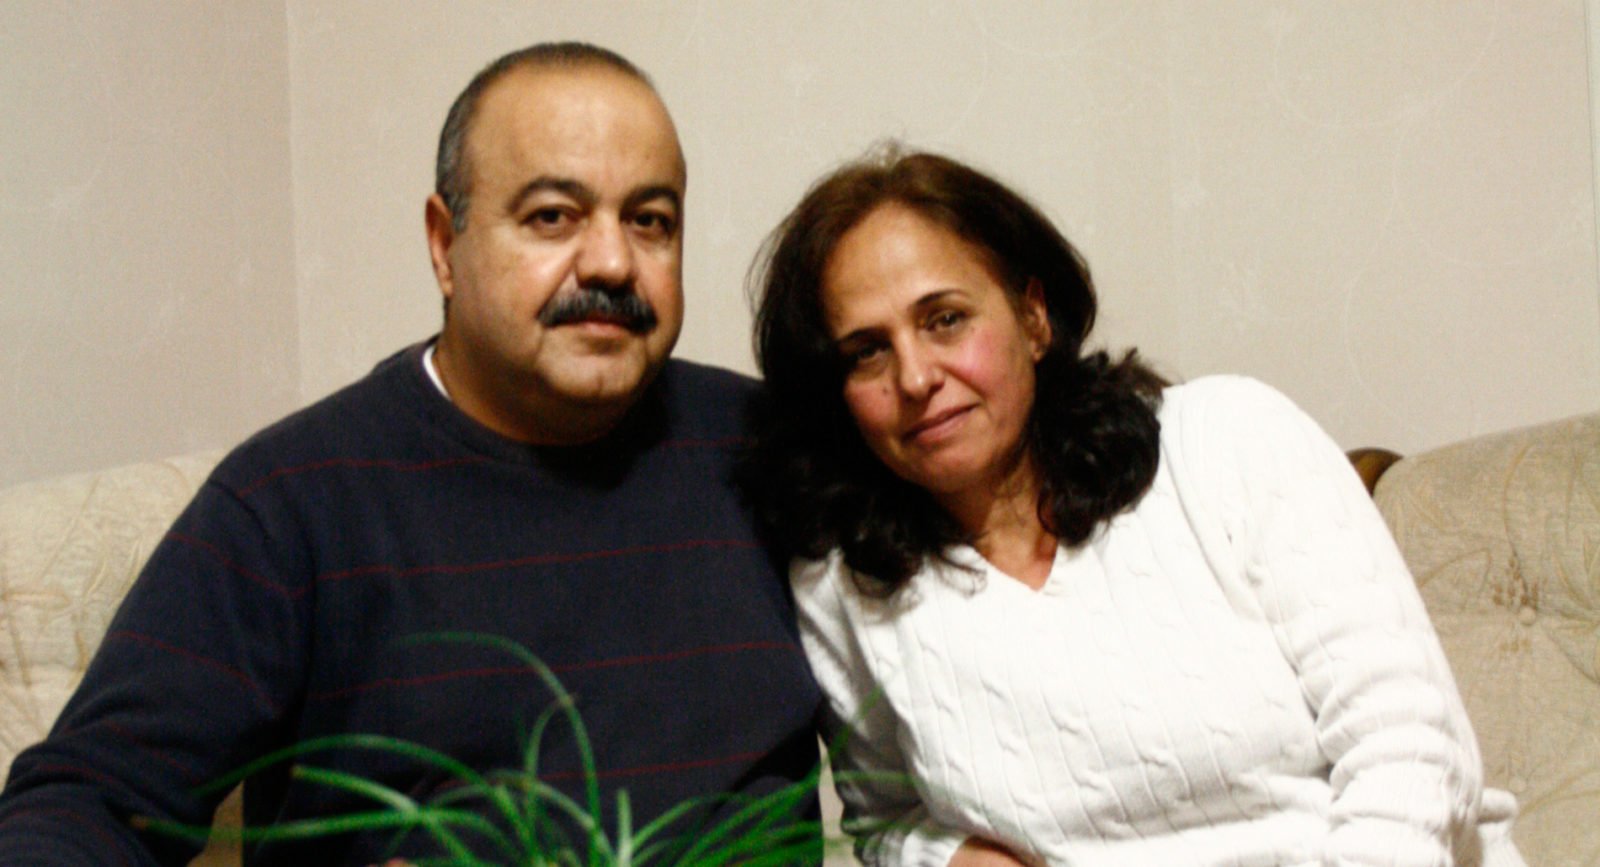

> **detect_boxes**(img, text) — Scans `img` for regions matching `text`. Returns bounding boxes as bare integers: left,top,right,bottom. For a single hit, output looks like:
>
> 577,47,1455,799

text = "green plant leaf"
292,765,513,864
138,632,852,867
401,630,603,864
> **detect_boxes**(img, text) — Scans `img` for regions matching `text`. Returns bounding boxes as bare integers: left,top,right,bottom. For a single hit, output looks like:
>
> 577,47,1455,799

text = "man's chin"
529,326,678,406
542,354,665,407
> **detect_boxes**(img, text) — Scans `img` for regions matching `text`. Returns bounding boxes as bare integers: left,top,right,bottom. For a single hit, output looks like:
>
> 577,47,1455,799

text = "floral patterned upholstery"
1375,412,1600,867
0,450,237,865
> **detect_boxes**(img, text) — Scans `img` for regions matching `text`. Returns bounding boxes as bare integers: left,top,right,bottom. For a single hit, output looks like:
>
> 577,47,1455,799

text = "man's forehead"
467,65,686,191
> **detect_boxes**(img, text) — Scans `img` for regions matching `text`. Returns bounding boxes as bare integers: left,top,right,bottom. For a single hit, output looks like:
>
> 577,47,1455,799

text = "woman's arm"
1194,376,1484,865
791,555,974,867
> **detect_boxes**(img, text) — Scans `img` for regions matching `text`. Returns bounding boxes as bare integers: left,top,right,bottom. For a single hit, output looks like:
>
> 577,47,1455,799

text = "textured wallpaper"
3,1,1598,486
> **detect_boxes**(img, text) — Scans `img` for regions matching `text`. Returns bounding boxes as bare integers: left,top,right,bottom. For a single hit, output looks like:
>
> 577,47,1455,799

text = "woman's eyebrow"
910,289,963,312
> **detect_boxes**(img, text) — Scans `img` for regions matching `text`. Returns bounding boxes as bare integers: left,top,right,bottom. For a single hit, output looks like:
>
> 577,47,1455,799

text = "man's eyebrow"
507,178,682,218
508,176,596,213
624,184,683,214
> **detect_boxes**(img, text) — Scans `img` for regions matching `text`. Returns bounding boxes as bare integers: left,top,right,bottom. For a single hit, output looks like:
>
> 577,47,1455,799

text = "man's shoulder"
209,344,432,486
652,359,762,438
658,358,759,396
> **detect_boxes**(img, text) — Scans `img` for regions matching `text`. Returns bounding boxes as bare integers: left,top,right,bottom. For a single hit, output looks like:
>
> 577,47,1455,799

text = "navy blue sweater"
0,344,822,865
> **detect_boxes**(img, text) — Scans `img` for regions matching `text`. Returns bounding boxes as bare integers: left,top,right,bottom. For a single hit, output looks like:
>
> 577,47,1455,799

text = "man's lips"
903,405,973,443
548,312,654,337
563,312,633,328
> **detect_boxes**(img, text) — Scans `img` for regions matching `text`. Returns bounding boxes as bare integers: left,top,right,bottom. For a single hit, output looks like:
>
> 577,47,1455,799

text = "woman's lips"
904,405,972,444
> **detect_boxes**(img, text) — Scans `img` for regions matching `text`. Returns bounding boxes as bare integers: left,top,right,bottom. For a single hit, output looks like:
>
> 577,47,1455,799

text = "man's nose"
575,216,635,289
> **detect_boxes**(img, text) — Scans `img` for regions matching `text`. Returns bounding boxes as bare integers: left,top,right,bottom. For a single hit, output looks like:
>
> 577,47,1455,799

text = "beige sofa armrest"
1370,412,1600,865
0,450,237,865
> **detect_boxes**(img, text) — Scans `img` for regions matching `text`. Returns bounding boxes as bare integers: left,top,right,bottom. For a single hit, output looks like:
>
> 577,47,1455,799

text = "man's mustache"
538,286,658,333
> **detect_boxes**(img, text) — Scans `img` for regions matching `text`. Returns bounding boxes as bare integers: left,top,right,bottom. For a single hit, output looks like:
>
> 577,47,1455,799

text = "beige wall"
3,1,1597,486
2,1,299,487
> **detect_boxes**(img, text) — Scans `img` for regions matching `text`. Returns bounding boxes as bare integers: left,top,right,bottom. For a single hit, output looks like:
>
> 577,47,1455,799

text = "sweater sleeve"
791,556,968,867
0,478,312,866
1179,376,1483,866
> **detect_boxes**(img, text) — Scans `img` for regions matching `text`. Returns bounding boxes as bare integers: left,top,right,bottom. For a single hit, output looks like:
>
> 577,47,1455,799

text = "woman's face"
820,204,1051,511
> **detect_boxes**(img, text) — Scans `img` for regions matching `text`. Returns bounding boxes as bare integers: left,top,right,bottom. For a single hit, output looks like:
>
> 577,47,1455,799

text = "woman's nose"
895,346,943,400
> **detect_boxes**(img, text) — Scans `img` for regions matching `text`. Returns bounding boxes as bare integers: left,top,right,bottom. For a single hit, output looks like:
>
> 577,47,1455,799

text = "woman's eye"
928,310,966,331
842,343,885,371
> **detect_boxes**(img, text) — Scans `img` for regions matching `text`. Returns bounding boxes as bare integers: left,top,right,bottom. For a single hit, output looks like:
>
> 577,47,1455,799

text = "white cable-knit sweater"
794,376,1523,867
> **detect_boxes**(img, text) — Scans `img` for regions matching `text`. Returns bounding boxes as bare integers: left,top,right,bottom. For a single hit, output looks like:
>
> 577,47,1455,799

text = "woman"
743,148,1521,866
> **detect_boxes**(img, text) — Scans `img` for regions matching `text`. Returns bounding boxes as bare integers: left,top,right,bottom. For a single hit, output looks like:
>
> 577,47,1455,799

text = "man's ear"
425,194,457,301
1023,278,1052,359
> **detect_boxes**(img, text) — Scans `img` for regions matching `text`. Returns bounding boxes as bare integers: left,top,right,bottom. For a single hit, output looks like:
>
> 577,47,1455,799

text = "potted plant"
138,632,848,866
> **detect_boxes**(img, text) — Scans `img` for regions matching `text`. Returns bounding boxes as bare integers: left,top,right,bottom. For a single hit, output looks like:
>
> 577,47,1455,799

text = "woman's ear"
1023,278,1052,360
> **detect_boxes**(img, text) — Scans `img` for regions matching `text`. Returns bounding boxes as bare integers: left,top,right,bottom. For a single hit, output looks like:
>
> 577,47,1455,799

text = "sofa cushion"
0,451,222,781
1374,412,1599,865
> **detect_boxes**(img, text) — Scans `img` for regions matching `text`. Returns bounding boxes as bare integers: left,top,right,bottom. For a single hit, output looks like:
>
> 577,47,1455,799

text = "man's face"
427,65,686,444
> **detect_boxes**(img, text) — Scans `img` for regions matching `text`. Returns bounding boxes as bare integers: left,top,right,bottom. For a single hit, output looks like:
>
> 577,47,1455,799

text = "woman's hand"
948,836,1031,866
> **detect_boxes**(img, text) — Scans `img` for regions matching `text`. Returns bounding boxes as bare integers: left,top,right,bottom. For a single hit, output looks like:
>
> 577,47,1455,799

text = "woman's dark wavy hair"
744,147,1165,597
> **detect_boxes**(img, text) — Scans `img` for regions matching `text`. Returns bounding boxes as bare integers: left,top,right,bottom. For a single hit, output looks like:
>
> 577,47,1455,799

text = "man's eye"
526,208,572,229
632,211,676,237
928,310,966,331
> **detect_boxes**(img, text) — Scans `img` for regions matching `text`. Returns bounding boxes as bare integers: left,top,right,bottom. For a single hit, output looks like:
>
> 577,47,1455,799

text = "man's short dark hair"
435,42,653,234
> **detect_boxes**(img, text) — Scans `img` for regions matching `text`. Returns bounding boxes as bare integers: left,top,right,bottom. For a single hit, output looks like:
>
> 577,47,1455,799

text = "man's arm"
0,479,311,865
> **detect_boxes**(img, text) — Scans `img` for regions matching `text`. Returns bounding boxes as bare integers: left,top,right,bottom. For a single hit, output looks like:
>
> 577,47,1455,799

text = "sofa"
0,449,239,866
1,410,1596,866
1365,411,1600,867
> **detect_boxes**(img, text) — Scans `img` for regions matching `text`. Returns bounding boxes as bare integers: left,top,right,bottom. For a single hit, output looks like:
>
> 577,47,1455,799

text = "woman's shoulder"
1154,373,1340,472
790,550,844,594
788,551,875,642
1157,374,1317,437
1159,373,1297,416
1155,373,1354,506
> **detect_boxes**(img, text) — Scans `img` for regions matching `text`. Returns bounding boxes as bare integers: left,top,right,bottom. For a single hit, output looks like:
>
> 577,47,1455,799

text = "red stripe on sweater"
662,436,747,449
234,439,743,497
97,721,204,784
165,532,305,599
306,640,797,702
17,762,125,792
106,631,278,713
0,805,135,867
315,538,758,583
236,456,491,497
541,749,769,782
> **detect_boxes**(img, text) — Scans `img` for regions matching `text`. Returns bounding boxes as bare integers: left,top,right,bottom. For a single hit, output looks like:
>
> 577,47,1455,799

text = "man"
0,43,821,865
